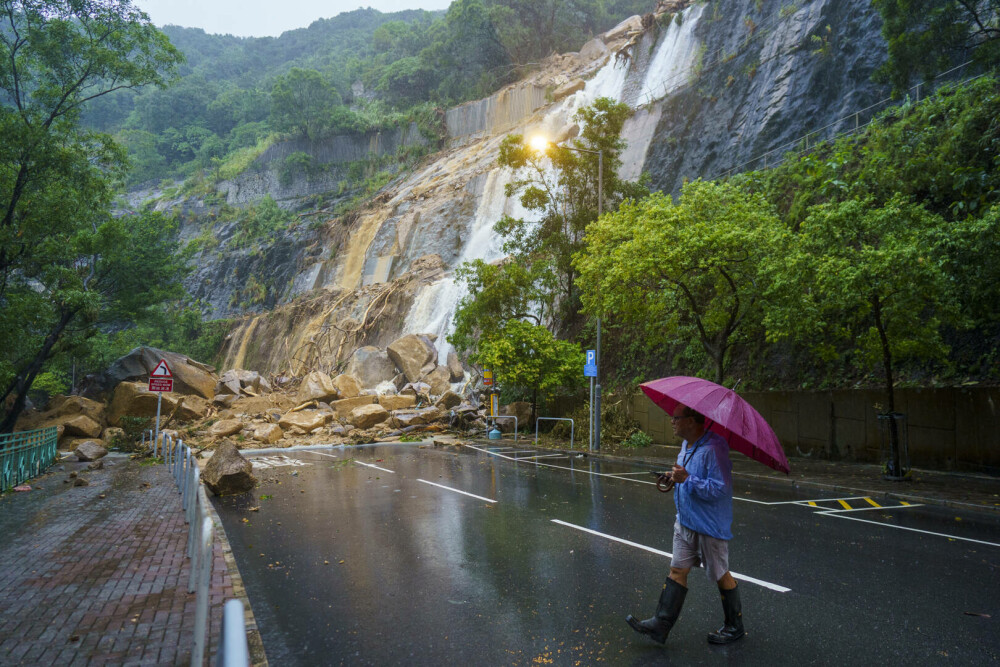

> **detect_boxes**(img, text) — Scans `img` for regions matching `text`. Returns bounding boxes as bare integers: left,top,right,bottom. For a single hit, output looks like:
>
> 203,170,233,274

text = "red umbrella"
640,376,790,474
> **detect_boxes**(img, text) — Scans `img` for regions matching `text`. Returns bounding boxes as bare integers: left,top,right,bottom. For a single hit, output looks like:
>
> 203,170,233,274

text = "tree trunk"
0,307,77,435
872,294,901,475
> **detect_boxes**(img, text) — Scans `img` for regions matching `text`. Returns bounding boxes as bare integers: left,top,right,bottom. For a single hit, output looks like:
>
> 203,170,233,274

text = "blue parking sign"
584,350,597,377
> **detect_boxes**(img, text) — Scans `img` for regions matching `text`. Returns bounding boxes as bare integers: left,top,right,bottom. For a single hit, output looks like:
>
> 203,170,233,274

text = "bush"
621,429,653,448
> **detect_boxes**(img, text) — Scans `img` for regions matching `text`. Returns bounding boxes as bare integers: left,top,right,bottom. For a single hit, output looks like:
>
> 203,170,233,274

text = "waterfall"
403,5,704,366
636,3,706,105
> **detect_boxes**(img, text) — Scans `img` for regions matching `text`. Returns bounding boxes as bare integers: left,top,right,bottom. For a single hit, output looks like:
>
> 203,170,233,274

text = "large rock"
390,406,444,428
446,352,465,382
378,394,417,411
209,419,243,438
87,346,218,399
202,441,256,496
297,371,339,403
349,404,389,429
387,334,437,384
62,414,103,438
108,382,209,425
278,410,328,434
48,395,106,426
218,369,271,396
330,395,376,417
552,78,586,101
74,441,108,462
420,365,452,396
253,423,283,445
102,427,126,448
500,401,532,432
332,374,361,399
345,346,398,388
434,391,462,410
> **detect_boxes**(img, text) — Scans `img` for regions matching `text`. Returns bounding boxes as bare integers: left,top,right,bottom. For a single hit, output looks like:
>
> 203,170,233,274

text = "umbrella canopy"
641,376,790,474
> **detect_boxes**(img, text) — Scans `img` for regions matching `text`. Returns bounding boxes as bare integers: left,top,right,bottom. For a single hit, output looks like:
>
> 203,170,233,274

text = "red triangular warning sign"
150,359,173,378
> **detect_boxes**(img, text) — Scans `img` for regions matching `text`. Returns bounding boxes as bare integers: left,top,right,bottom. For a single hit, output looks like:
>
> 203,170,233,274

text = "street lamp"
528,135,604,451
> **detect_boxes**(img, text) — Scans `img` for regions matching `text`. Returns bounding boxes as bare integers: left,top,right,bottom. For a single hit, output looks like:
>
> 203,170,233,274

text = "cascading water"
403,5,704,366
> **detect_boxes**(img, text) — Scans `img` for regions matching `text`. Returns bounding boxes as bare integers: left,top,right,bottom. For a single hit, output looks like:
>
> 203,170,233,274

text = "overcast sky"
133,1,453,38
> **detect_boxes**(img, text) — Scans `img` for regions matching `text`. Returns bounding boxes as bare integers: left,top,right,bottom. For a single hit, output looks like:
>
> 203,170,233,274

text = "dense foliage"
80,0,654,186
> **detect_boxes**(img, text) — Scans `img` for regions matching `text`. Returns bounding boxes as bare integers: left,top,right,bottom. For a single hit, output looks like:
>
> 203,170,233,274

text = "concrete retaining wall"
632,387,1000,473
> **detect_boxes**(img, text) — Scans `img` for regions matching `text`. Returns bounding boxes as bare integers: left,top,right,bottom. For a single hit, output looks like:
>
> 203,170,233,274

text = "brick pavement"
0,455,234,666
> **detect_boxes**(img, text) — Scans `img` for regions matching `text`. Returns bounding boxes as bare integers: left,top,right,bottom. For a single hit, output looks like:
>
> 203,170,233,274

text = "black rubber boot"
707,585,745,644
625,577,687,644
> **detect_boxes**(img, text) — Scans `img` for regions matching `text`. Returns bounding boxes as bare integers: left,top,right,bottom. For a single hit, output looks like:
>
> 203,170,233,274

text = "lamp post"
529,136,604,451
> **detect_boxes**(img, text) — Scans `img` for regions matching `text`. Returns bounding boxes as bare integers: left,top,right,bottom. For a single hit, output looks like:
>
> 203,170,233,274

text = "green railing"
1,427,59,492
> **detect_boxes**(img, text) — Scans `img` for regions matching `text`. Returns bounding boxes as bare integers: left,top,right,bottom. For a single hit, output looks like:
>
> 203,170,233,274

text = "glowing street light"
527,134,604,451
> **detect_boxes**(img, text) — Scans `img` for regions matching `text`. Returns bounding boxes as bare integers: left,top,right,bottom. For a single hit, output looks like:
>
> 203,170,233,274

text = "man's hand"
671,464,688,484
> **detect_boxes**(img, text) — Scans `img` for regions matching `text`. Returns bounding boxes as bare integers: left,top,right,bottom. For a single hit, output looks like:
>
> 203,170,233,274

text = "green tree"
269,67,343,139
0,0,182,433
576,181,787,384
873,0,1000,96
471,319,584,421
764,195,961,416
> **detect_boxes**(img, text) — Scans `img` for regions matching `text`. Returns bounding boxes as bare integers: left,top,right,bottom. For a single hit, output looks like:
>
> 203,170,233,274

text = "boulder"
88,346,218,399
74,441,108,462
101,427,126,448
219,369,271,395
391,406,444,427
378,394,417,411
387,334,437,383
213,394,237,408
253,423,283,445
330,395,376,418
604,15,642,42
108,382,209,425
48,395,106,425
579,37,609,61
202,441,256,496
332,374,362,399
209,419,243,438
349,404,389,429
278,410,327,434
297,371,339,403
400,382,431,399
553,78,586,101
500,401,533,432
420,365,452,396
62,414,103,439
346,347,398,388
435,391,462,410
446,352,465,382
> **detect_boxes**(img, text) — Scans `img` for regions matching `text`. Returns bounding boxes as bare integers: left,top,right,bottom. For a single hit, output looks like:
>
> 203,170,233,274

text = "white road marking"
817,504,925,514
417,479,496,503
249,455,312,469
815,511,1000,548
518,454,569,460
550,520,792,593
354,461,395,474
296,450,340,459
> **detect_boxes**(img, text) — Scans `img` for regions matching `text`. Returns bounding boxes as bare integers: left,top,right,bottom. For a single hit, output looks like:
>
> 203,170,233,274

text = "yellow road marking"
837,499,852,510
900,501,911,506
864,497,882,508
808,501,817,507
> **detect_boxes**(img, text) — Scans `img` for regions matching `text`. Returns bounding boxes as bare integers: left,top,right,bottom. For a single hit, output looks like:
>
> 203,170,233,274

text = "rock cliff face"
642,0,887,194
157,0,892,373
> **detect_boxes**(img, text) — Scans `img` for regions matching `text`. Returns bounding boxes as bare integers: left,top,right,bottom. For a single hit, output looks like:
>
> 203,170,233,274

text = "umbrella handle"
656,473,675,493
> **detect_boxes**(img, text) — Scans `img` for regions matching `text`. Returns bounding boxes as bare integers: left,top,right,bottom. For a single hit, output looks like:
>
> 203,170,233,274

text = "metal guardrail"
534,418,574,450
1,426,59,492
143,430,250,666
486,415,518,443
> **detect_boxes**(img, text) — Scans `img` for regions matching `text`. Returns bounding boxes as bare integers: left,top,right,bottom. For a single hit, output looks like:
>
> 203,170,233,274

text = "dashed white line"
417,479,496,503
550,520,791,592
354,461,395,474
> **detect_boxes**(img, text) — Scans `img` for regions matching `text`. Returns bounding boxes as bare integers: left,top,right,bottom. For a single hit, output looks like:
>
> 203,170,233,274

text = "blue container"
488,428,502,440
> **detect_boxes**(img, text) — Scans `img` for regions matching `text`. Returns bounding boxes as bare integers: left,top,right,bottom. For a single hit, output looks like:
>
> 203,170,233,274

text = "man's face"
671,404,696,440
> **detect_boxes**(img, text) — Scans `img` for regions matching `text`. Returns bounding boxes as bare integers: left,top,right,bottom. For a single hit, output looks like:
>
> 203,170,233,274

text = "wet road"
211,443,1000,666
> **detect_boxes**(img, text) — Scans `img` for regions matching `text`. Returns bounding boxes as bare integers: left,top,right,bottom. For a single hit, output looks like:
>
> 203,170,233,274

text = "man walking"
625,402,745,645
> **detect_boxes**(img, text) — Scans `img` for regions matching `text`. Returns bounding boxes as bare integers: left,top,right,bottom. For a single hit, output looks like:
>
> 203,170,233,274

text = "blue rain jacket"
674,430,733,540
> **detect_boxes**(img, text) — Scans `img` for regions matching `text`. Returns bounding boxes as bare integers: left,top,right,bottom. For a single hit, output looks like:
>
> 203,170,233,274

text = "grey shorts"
671,518,730,582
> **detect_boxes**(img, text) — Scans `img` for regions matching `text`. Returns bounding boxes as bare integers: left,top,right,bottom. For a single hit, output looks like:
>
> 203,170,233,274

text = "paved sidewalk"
0,454,234,666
